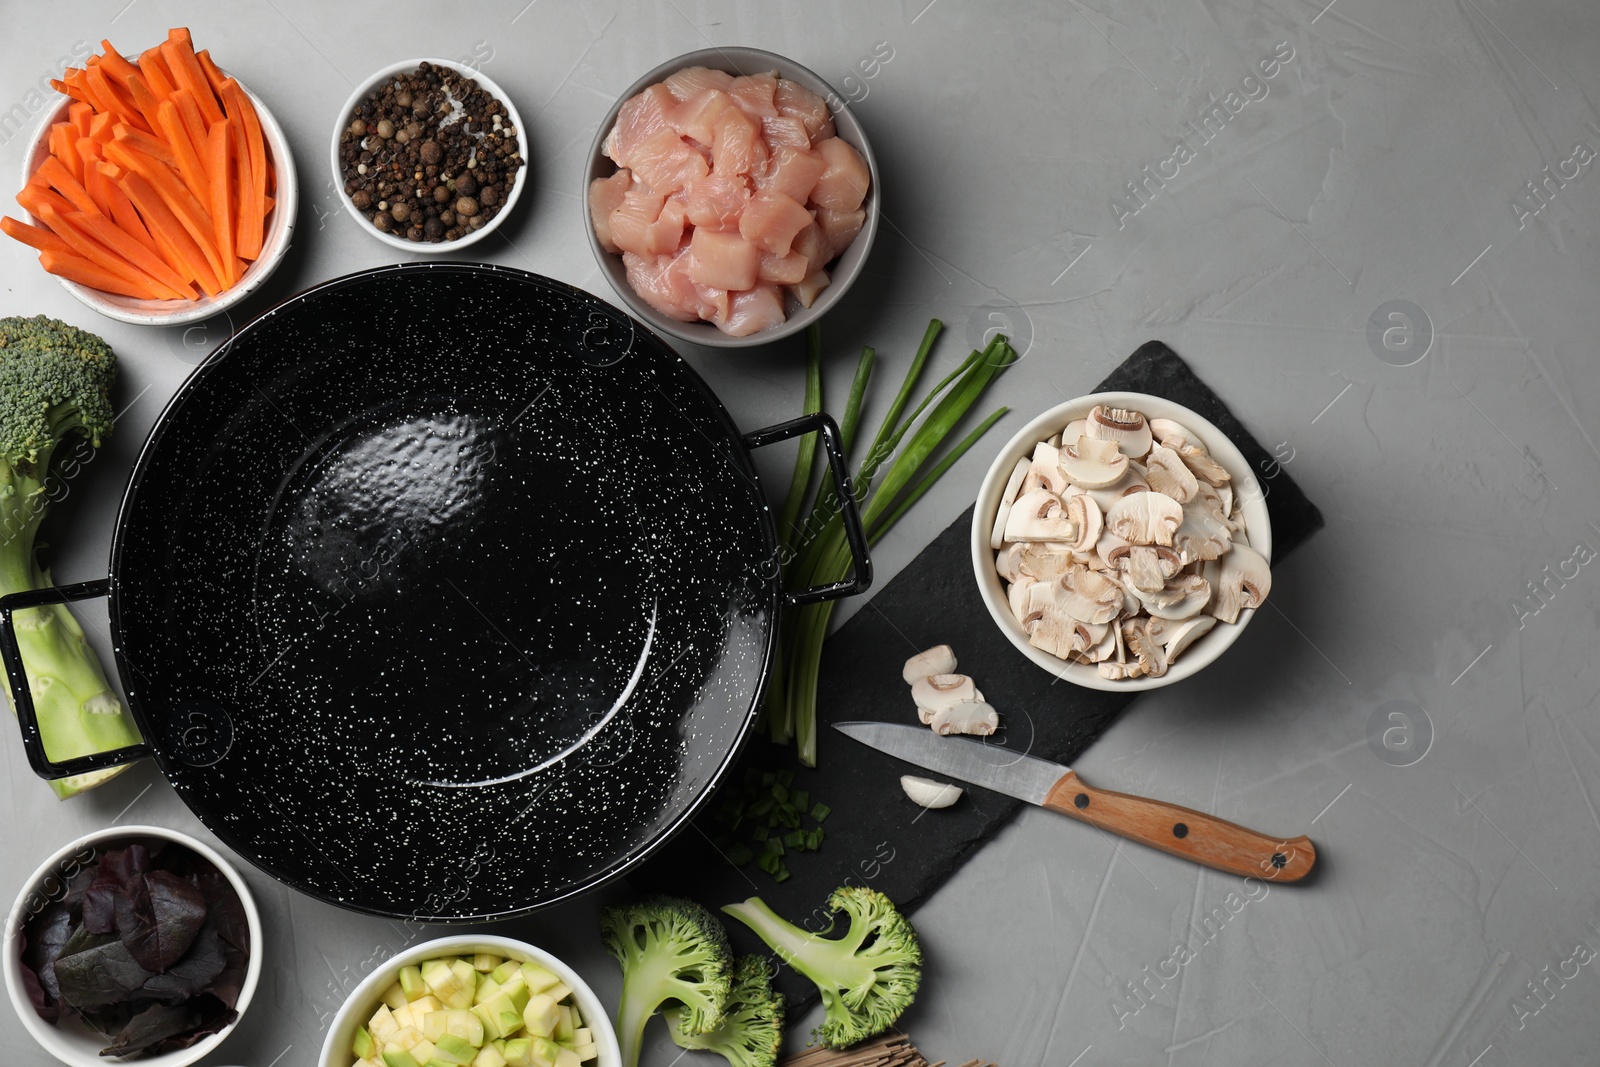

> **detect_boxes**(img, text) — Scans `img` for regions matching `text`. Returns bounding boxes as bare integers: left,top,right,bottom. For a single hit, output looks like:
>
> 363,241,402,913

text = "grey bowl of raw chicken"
583,47,880,348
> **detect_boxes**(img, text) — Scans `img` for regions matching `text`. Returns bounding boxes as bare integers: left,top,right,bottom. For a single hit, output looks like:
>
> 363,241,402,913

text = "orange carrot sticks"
206,119,237,288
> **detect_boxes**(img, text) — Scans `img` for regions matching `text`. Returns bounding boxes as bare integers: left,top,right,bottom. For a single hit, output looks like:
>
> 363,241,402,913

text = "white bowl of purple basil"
3,824,261,1066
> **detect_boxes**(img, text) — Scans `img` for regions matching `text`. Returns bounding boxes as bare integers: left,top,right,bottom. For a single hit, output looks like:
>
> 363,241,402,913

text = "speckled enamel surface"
107,263,778,920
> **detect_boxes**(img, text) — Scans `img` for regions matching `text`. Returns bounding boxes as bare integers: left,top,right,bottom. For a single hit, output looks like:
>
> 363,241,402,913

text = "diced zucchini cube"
545,983,572,1008
530,1036,562,1067
551,1048,580,1067
400,965,428,1001
571,1044,597,1063
390,1025,426,1050
518,964,561,995
490,961,522,984
353,1025,377,1059
553,1006,574,1042
422,1010,449,1043
570,1029,590,1047
522,994,559,1038
473,977,503,1006
381,1051,422,1067
434,1034,478,1064
383,981,409,1010
500,1038,534,1067
474,953,504,973
473,993,523,1041
471,1046,508,1067
369,1005,401,1044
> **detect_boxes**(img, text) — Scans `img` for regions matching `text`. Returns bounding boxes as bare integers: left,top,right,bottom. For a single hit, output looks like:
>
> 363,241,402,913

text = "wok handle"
0,579,151,779
743,412,873,606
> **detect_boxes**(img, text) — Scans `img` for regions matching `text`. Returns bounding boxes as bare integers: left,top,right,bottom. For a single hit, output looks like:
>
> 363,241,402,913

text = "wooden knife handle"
1043,770,1316,882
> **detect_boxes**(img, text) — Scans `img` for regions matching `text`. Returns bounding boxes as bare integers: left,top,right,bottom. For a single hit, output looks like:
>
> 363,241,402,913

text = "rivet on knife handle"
1043,771,1317,882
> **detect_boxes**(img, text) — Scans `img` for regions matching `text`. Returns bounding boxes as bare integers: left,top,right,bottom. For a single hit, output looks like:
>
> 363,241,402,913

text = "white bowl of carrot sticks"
3,29,297,327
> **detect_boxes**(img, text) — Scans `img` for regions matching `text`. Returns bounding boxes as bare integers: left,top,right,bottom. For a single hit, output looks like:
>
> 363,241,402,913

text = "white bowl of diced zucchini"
317,936,620,1067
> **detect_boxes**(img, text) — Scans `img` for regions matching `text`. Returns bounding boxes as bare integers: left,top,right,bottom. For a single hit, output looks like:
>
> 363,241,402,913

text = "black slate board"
632,341,1324,1011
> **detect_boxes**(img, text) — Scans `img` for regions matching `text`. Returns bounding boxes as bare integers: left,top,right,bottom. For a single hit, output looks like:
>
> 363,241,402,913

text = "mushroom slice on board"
990,456,1033,550
1145,444,1199,504
1209,543,1272,624
1055,565,1125,624
1004,490,1078,542
901,775,963,808
912,673,980,712
1106,491,1184,546
1137,574,1212,620
929,698,1000,736
1059,435,1129,489
1023,441,1069,495
902,645,957,685
1084,405,1153,459
1161,615,1216,662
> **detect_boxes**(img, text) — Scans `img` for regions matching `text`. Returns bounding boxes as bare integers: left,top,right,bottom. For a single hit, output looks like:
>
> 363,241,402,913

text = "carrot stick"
85,65,148,132
76,138,103,167
38,249,162,299
111,123,177,169
206,119,237,287
49,124,82,184
97,40,143,85
135,49,177,99
155,100,208,209
113,164,222,295
36,204,182,300
33,156,99,216
170,89,209,161
1,216,73,256
161,33,223,126
17,182,77,220
88,111,116,143
68,101,93,138
80,145,112,213
103,140,223,282
195,49,229,97
73,208,194,299
220,80,267,258
96,161,174,267
49,74,93,105
122,72,166,137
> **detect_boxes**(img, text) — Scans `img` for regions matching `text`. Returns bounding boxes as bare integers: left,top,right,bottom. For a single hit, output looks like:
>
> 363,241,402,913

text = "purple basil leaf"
121,871,208,973
94,844,150,888
16,927,59,1025
22,902,73,1003
141,924,226,1003
63,864,96,919
53,930,154,1011
82,883,121,936
100,1002,202,1057
195,870,249,955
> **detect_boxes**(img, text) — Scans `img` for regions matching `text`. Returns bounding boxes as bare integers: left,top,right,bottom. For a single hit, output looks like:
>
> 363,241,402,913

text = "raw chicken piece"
774,79,834,143
588,170,632,253
629,127,710,193
738,190,813,256
623,250,702,322
664,66,736,101
790,221,828,270
711,107,768,177
815,207,866,262
670,88,735,145
726,73,779,117
610,192,686,257
756,146,828,203
688,228,761,291
760,116,811,150
606,83,675,168
809,136,870,213
680,173,752,229
792,269,831,308
717,285,787,337
758,250,810,285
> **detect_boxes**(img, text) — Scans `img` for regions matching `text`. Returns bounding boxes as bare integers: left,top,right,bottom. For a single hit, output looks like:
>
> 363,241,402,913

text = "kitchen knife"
835,721,1316,882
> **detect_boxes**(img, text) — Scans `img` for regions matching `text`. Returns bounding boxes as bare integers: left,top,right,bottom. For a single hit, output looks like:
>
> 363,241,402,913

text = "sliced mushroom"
911,673,978,711
1058,435,1129,489
1144,444,1199,504
1162,615,1216,662
1137,574,1212,620
1106,491,1184,546
929,698,999,736
1095,530,1131,572
902,645,957,685
1007,575,1037,626
1107,543,1183,593
1063,493,1102,555
1209,543,1271,624
1004,490,1078,542
1055,566,1124,624
1099,659,1145,680
1085,405,1153,459
1029,604,1108,660
1148,417,1194,447
1062,418,1087,443
1079,623,1117,663
995,542,1028,582
1173,500,1233,564
1086,464,1151,513
1023,442,1069,496
1177,443,1231,486
1019,542,1076,581
1123,617,1169,677
901,775,963,809
990,456,1033,550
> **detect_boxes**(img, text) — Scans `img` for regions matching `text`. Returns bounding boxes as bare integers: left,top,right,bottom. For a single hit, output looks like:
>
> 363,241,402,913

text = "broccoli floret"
600,894,734,1067
0,316,141,799
665,955,785,1067
723,886,921,1050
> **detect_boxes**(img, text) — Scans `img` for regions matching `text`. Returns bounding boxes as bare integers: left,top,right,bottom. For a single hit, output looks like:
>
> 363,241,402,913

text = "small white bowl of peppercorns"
331,59,528,250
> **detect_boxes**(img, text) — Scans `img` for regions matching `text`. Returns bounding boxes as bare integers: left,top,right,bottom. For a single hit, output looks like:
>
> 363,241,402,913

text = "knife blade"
835,721,1315,882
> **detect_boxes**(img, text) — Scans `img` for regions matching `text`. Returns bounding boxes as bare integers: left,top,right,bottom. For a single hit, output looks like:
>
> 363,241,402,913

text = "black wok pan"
0,264,868,919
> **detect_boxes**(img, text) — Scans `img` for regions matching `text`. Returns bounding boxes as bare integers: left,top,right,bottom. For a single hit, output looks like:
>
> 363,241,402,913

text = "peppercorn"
350,118,367,136
454,174,478,198
455,197,479,218
439,209,455,226
373,211,393,232
390,201,412,223
480,185,498,207
421,140,442,166
352,190,372,210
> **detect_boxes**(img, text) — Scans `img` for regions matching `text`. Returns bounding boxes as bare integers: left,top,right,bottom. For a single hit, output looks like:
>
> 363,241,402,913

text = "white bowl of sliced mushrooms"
971,392,1272,691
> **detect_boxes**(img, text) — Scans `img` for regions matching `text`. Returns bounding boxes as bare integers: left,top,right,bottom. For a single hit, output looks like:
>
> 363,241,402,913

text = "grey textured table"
3,3,1598,1065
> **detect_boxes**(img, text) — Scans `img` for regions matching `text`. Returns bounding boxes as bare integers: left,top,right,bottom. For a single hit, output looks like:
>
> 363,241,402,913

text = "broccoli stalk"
665,955,785,1067
599,895,734,1067
723,886,921,1050
0,316,143,799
